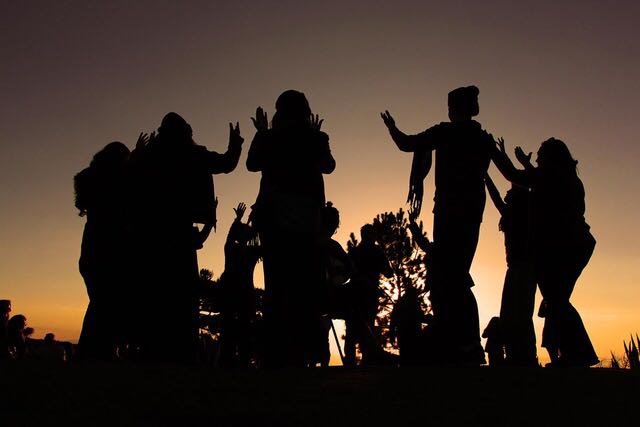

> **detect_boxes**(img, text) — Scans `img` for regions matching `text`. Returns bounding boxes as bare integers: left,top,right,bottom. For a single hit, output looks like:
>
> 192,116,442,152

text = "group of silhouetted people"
72,86,597,368
382,86,597,367
0,300,70,361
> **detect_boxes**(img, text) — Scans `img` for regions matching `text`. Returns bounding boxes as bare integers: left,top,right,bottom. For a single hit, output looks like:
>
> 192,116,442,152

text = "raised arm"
491,137,532,187
380,110,438,152
485,174,506,215
205,122,244,174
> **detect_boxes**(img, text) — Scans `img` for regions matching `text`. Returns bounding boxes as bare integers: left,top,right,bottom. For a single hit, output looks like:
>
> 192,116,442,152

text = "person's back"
501,186,533,266
432,120,493,220
248,127,333,224
350,242,391,283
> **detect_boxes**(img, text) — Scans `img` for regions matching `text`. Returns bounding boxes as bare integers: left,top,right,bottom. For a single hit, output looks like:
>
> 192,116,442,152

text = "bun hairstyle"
323,201,340,233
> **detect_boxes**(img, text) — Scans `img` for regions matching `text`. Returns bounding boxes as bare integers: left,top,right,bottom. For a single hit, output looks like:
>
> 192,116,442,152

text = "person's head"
158,112,194,145
360,224,376,244
272,90,312,129
0,300,10,319
229,221,256,246
44,333,55,343
8,314,26,331
90,141,130,171
322,202,340,237
535,138,578,174
75,142,130,216
448,86,480,122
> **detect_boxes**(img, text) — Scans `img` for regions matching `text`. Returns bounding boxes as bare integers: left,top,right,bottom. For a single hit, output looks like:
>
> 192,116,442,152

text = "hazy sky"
2,1,639,363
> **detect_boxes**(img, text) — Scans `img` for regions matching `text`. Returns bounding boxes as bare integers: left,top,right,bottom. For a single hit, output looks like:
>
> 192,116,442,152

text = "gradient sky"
2,1,639,363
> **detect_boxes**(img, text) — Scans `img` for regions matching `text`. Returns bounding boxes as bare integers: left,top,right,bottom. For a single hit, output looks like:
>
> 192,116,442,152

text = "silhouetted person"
485,174,538,366
130,113,243,362
35,333,66,361
382,86,494,364
493,137,598,367
247,90,335,367
7,314,27,359
0,300,10,359
313,202,353,367
219,203,261,368
482,317,505,366
390,285,428,366
74,141,131,360
345,224,393,366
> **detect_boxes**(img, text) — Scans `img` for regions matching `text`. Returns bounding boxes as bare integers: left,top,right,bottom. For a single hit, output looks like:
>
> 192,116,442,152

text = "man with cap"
381,86,495,365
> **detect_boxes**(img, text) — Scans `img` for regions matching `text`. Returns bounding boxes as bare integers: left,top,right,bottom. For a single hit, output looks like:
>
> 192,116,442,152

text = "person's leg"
431,215,483,364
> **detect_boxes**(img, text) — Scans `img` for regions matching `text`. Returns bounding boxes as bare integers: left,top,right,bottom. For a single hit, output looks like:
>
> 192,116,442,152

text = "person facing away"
74,141,131,360
389,285,429,366
482,317,506,366
381,86,495,365
0,300,11,359
246,90,335,367
129,112,243,362
485,174,538,366
218,203,261,368
345,224,393,366
492,137,598,367
35,333,66,361
312,201,353,367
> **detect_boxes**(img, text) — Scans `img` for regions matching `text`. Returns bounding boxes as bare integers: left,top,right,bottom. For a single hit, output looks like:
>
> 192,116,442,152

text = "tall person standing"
247,90,335,367
381,86,494,365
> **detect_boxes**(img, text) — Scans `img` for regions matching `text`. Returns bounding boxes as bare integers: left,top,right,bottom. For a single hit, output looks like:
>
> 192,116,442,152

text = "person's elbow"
321,157,336,174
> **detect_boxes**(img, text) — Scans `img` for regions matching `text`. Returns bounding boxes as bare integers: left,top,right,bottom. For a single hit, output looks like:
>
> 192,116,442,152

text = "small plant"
610,352,621,369
623,334,640,369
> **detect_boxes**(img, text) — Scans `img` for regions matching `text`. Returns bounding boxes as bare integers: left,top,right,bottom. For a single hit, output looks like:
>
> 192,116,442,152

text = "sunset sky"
2,1,639,364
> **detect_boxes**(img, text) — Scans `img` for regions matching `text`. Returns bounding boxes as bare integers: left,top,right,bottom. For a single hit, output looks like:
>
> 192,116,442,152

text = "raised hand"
515,146,533,166
310,113,324,131
234,202,246,221
496,137,507,155
229,122,244,147
136,132,150,149
380,110,396,129
251,107,269,131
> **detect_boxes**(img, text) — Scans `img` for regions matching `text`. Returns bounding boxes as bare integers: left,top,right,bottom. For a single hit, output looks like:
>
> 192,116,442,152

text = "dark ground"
1,362,638,426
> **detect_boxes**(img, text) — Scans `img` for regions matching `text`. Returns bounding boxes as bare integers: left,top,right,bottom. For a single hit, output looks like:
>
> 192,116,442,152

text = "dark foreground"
1,362,638,427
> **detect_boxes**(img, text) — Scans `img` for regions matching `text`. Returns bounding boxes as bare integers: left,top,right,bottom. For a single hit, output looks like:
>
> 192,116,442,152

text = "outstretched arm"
381,110,437,152
206,122,244,174
485,174,506,215
491,137,532,187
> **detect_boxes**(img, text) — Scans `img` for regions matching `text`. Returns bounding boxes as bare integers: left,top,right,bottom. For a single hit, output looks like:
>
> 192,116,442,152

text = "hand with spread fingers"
251,107,269,132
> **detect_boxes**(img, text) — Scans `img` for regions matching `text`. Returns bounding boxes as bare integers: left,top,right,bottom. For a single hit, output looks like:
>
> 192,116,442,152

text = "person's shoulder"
426,122,450,133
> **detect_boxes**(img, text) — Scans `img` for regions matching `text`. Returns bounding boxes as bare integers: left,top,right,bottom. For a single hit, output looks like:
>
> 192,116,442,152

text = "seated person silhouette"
482,317,506,366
